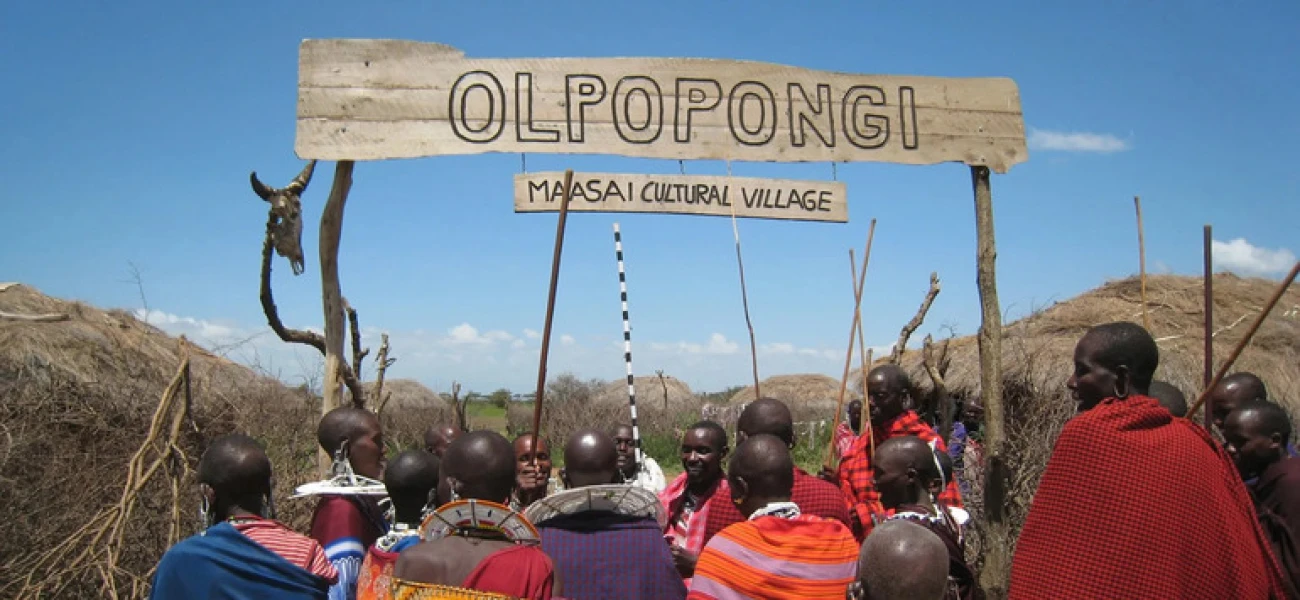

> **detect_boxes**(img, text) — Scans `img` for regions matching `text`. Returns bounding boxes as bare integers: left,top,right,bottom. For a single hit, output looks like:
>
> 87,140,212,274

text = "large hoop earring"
198,495,213,532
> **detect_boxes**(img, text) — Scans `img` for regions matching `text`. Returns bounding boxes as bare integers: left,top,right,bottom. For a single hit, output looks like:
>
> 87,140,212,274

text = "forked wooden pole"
1135,196,1150,332
1187,261,1300,421
825,219,876,470
530,169,575,464
1202,225,1214,429
319,160,354,476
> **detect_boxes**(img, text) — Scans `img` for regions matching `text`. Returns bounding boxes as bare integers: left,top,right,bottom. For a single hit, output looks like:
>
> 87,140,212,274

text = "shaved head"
198,434,272,519
867,365,913,426
317,407,380,455
736,398,795,447
1211,372,1269,431
873,436,942,509
1224,399,1293,481
727,434,794,517
424,424,460,458
1148,380,1188,418
859,520,950,600
562,429,619,489
443,430,516,504
384,449,441,524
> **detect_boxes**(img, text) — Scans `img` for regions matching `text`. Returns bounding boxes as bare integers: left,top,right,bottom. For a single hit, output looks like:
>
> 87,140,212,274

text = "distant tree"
488,388,512,409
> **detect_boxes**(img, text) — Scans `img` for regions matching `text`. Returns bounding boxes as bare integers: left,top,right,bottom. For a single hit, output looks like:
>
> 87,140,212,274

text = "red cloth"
232,516,338,584
462,544,556,600
700,468,852,546
836,410,963,539
1010,396,1288,599
833,422,857,461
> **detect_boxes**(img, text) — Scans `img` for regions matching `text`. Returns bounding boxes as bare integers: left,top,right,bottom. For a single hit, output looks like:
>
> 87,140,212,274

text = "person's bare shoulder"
393,541,449,581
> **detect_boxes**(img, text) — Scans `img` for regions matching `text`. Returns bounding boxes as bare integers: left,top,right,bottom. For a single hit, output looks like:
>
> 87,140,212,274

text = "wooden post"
319,160,354,475
1187,261,1300,420
1135,197,1150,332
1203,225,1214,429
971,166,1009,596
531,169,575,462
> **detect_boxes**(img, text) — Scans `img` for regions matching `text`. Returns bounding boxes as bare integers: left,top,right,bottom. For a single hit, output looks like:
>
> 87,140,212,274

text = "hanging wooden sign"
296,39,1028,173
514,172,848,222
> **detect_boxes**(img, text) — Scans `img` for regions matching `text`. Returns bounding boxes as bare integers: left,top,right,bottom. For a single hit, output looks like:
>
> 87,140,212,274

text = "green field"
465,401,509,432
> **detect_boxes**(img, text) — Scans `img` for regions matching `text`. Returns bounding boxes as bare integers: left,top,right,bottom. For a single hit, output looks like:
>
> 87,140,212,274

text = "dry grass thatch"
880,273,1300,409
728,373,861,418
594,374,696,412
0,283,439,598
367,378,447,410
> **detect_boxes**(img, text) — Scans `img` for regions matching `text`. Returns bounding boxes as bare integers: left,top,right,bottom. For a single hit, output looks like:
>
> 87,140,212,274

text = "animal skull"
250,161,316,275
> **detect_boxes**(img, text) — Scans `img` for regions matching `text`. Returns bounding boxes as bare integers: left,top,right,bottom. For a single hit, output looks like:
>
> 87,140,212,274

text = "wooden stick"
825,219,876,469
1187,261,1299,420
1135,196,1151,332
1203,225,1214,430
319,160,355,476
726,162,761,398
892,272,941,364
851,249,871,455
530,169,575,464
0,310,69,322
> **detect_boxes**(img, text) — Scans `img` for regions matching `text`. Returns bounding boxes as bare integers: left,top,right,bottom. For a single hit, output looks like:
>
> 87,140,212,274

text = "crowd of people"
150,320,1300,599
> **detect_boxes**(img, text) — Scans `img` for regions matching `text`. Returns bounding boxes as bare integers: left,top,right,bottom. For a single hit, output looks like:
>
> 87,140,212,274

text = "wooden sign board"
514,172,848,223
296,39,1029,173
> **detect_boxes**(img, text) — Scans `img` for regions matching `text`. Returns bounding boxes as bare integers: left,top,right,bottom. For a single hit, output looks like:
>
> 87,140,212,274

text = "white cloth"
628,456,667,494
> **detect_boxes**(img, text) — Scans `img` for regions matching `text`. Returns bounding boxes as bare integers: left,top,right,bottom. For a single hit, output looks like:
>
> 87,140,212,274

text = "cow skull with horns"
249,161,316,275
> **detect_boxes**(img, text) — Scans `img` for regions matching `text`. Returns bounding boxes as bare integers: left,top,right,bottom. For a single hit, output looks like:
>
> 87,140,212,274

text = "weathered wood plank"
514,172,849,222
297,39,1028,172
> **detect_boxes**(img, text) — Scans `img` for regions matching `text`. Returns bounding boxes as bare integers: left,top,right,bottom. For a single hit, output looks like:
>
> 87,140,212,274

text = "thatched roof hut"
859,273,1300,414
595,374,696,412
727,373,861,417
366,379,447,409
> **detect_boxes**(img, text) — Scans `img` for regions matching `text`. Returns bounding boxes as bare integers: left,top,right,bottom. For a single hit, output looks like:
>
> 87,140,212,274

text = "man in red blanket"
833,365,963,539
1010,321,1289,599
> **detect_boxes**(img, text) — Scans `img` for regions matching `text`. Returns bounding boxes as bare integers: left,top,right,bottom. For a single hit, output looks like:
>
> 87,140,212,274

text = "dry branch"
373,334,396,415
320,161,356,425
451,382,468,432
13,339,195,599
259,213,326,354
892,272,941,364
923,334,954,439
344,298,370,389
0,310,70,322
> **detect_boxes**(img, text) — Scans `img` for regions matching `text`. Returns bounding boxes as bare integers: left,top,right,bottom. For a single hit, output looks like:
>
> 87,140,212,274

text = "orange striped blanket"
687,514,858,600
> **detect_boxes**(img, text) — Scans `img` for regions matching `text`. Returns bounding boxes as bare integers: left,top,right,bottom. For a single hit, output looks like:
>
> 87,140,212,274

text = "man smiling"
658,421,728,583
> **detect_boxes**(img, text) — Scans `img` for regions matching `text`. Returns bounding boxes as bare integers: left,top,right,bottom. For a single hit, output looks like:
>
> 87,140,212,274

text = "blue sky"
1,1,1296,394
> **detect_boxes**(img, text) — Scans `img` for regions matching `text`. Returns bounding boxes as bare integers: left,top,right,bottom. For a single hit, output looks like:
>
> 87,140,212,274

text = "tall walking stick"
530,169,575,464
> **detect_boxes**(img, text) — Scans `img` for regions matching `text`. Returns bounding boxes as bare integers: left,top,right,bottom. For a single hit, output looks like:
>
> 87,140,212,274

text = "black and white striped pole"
613,222,643,468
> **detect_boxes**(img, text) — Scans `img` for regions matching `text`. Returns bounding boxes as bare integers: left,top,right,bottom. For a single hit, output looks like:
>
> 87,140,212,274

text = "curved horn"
249,172,275,201
287,160,317,195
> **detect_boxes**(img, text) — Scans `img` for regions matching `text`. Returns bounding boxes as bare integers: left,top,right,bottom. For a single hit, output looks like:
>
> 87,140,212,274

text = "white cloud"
511,339,526,349
1028,128,1131,153
705,333,738,355
1213,238,1297,276
447,322,515,345
134,309,248,344
762,342,796,355
523,329,540,340
560,334,576,346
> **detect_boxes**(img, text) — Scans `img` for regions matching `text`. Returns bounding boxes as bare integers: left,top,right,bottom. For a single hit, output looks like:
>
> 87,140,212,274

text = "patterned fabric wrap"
833,422,857,462
538,511,687,600
659,474,719,550
836,410,963,539
310,495,389,600
391,580,519,600
1010,396,1288,599
356,534,420,600
687,514,858,600
151,521,331,599
701,468,851,547
232,516,338,584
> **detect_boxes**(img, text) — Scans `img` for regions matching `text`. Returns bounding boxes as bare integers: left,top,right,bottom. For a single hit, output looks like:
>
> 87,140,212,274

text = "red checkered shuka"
836,410,963,538
700,468,852,546
1010,396,1288,600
